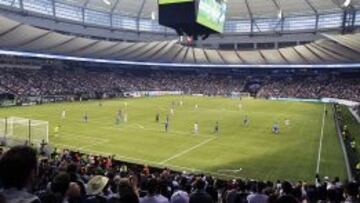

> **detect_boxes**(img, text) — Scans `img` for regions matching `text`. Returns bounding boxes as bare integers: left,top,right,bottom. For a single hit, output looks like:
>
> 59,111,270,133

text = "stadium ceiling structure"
0,15,359,68
0,0,359,35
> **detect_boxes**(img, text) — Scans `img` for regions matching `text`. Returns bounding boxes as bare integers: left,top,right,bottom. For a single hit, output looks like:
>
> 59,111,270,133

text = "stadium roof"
0,15,359,68
58,0,360,19
0,0,359,35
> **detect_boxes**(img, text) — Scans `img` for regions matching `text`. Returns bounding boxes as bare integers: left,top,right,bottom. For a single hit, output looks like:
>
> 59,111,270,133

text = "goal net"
0,117,49,146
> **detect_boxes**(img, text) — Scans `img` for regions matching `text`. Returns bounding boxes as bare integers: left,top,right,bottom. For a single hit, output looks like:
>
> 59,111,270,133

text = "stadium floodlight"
277,9,283,19
342,0,351,8
103,0,111,6
151,11,156,20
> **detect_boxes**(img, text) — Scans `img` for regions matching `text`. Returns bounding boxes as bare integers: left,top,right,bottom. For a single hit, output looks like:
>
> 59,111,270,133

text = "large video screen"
196,0,227,33
159,0,193,5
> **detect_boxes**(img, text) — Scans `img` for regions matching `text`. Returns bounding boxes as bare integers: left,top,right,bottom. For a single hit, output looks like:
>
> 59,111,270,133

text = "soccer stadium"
0,0,359,202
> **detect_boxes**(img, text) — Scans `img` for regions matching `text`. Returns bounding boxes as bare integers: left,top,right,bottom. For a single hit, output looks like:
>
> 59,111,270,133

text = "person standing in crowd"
189,178,213,203
140,178,169,203
0,146,40,203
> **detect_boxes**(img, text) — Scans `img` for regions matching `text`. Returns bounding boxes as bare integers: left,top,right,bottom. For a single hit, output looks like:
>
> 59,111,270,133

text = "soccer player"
123,113,128,123
195,104,199,110
179,100,183,106
115,112,121,125
165,119,169,132
284,119,290,126
214,121,219,136
61,110,66,119
82,112,88,123
243,115,249,126
272,123,280,134
54,125,60,137
166,114,170,123
194,121,199,135
170,108,174,115
155,112,160,123
116,110,123,124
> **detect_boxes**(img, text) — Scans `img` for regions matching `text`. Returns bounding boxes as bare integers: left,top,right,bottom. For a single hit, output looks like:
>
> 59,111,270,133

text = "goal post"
0,116,49,146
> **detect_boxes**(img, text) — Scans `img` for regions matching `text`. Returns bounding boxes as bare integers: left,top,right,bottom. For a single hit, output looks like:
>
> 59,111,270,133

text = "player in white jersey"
61,110,66,119
170,108,174,115
284,119,290,126
123,113,128,123
194,122,199,135
194,104,199,110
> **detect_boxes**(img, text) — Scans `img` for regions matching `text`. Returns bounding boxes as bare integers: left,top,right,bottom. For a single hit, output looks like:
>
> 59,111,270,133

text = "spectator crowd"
0,145,360,203
259,76,360,102
0,67,359,102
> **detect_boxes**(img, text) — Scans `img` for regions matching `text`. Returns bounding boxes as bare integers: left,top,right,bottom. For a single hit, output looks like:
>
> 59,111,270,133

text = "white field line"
57,132,108,142
78,139,109,151
135,123,144,129
316,105,326,174
52,142,239,179
159,137,216,165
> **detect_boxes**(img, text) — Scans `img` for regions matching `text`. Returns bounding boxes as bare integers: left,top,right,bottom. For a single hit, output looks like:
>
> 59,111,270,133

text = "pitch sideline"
316,105,326,174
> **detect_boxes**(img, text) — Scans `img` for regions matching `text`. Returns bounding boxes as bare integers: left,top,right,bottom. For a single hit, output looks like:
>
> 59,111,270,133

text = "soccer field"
0,96,347,181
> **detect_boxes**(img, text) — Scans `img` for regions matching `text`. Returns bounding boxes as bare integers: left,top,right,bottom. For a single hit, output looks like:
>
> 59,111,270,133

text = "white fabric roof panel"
308,43,349,62
75,41,118,56
183,47,196,64
193,48,209,64
218,50,243,64
204,49,224,64
316,40,360,61
95,42,134,58
137,41,170,61
0,15,21,34
124,42,160,60
158,44,183,62
278,47,305,64
260,50,287,64
293,45,323,63
0,25,49,47
173,47,188,63
304,44,339,62
112,42,147,59
48,37,97,53
238,50,265,64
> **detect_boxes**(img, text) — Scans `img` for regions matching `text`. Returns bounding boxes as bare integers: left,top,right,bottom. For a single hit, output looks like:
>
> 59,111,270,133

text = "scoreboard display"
158,0,227,37
196,0,227,33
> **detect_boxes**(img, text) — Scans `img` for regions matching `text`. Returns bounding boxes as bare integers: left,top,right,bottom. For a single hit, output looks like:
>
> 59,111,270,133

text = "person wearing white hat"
87,175,109,195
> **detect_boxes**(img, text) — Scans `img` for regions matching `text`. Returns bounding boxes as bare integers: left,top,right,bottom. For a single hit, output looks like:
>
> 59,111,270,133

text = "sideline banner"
124,91,183,98
269,97,359,107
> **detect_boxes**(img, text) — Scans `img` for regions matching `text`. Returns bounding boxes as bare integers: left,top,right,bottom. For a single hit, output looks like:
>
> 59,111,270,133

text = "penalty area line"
135,123,145,129
316,105,326,174
159,137,216,165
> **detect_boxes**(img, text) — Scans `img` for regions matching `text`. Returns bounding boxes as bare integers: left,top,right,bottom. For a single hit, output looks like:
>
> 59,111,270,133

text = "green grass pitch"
0,96,347,181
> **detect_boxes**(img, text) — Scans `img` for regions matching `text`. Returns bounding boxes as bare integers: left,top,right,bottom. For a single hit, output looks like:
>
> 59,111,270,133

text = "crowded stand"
259,76,360,102
0,67,359,102
0,145,359,203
